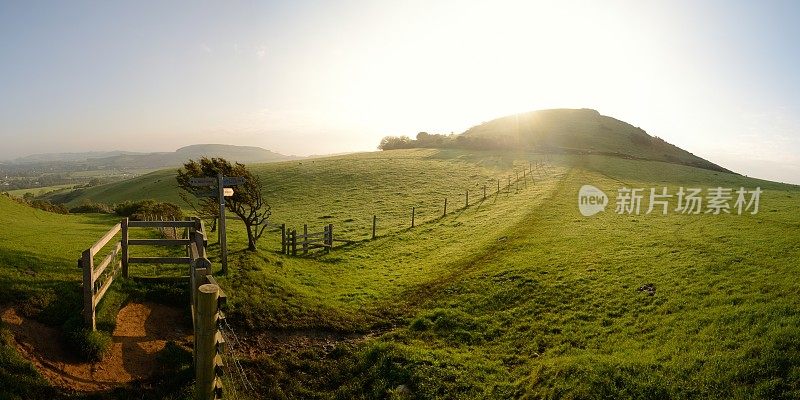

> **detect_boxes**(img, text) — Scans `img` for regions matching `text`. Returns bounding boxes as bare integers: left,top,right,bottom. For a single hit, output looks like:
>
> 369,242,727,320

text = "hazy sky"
1,1,799,183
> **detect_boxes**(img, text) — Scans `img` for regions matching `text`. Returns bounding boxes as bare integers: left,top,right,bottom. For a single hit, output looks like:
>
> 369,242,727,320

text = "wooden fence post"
323,225,329,252
195,283,219,400
193,218,207,260
497,179,500,193
81,249,95,330
291,230,297,256
326,224,333,253
121,218,129,278
372,215,376,239
483,185,486,200
303,224,308,255
465,190,469,207
411,207,415,227
443,198,447,216
281,224,286,254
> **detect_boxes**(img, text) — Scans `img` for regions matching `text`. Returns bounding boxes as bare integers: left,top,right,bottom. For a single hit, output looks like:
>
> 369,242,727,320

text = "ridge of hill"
10,144,297,169
461,108,731,172
381,109,731,174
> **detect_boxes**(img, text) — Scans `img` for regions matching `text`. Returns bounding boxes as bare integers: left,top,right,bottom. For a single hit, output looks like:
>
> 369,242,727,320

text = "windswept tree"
176,157,271,251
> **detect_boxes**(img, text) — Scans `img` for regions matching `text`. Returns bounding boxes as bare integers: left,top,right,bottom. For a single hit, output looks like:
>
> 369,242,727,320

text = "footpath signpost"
189,174,246,274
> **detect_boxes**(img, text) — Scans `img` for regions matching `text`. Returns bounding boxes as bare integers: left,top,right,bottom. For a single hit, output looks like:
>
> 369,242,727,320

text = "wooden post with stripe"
195,283,220,400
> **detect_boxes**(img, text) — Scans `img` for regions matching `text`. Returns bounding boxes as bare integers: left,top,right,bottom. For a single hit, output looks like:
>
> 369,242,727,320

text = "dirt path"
1,302,191,393
236,328,385,359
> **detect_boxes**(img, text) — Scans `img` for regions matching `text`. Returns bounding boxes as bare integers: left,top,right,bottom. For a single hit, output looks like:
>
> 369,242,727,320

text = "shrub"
8,195,70,214
69,201,113,214
31,200,69,214
113,200,184,221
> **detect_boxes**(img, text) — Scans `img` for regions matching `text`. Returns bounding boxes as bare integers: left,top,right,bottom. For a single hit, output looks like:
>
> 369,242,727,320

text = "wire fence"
218,316,256,399
271,159,558,255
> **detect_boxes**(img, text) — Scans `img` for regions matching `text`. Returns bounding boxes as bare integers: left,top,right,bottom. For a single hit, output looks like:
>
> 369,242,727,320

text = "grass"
56,149,544,237
1,148,799,398
219,151,799,399
4,184,79,198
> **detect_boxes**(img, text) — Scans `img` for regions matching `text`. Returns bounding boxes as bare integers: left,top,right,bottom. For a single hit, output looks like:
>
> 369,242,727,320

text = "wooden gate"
79,217,226,400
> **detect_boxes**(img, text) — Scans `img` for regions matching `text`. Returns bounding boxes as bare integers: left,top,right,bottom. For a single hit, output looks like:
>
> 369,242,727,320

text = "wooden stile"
82,217,228,398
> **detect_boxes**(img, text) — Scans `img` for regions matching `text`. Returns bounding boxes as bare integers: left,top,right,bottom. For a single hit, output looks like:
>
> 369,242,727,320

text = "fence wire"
268,159,557,252
218,317,256,395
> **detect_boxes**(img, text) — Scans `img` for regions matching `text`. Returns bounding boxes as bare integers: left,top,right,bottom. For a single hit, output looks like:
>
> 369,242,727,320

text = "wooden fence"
282,223,333,256
79,223,123,330
271,161,553,257
187,224,227,400
79,217,227,400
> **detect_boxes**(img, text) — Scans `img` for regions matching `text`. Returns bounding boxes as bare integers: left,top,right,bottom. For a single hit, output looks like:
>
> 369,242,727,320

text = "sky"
1,0,799,183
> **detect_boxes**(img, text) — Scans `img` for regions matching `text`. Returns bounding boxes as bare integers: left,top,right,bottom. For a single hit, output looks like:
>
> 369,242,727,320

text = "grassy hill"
50,149,542,238
462,108,731,172
2,148,800,398
208,151,799,399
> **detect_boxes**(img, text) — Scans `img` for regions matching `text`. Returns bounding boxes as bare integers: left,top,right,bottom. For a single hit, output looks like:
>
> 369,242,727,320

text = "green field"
4,184,80,198
1,149,799,399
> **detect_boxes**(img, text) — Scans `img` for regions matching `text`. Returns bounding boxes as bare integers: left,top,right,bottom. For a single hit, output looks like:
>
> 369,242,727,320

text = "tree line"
378,132,515,151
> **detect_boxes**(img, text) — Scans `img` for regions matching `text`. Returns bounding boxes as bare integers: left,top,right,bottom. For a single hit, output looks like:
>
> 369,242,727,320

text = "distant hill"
12,150,143,163
89,144,297,169
461,108,731,172
12,144,297,169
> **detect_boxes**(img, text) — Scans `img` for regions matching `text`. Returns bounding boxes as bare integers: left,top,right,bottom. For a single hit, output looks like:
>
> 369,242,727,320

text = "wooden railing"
123,218,202,271
79,218,206,330
79,217,229,399
79,223,123,330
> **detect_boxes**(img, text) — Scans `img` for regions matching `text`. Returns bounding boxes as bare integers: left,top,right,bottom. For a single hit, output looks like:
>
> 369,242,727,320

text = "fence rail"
78,223,122,330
